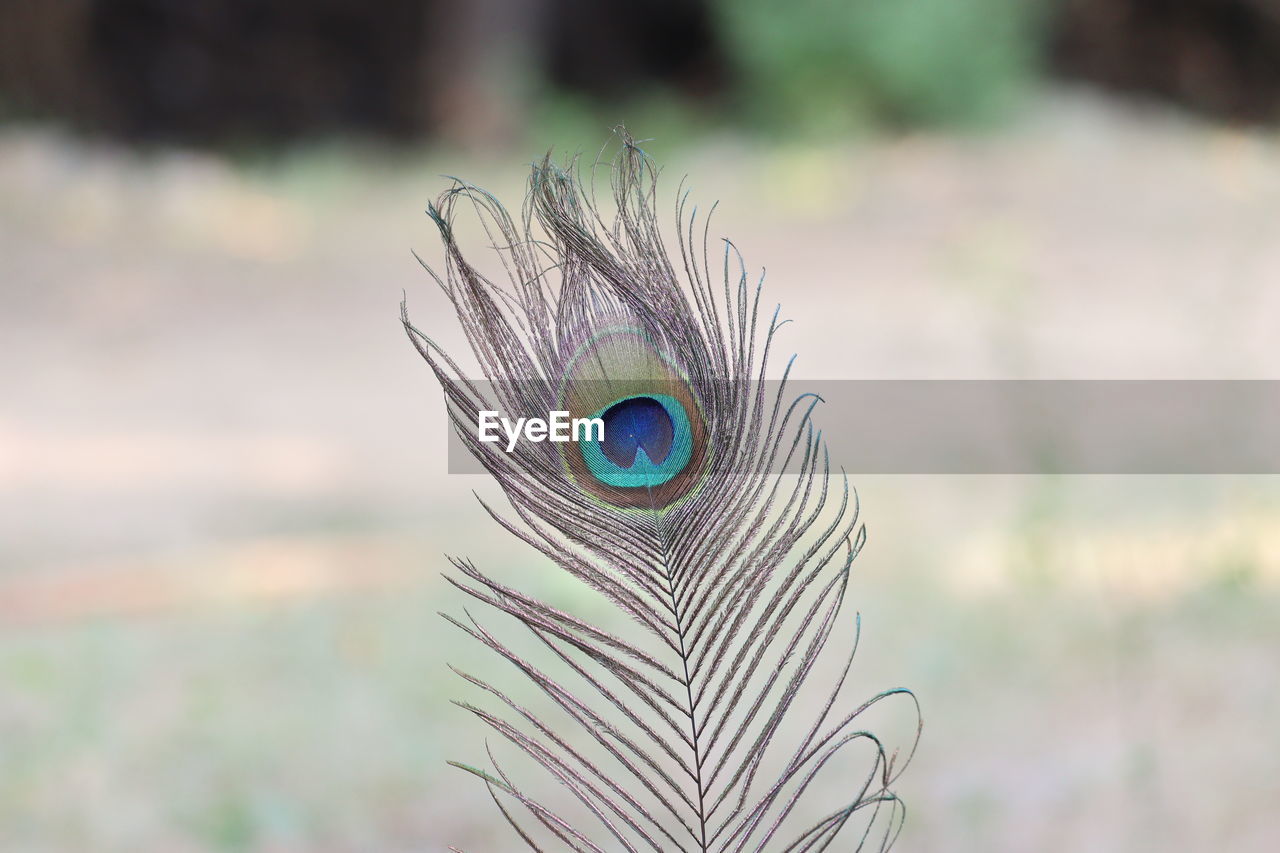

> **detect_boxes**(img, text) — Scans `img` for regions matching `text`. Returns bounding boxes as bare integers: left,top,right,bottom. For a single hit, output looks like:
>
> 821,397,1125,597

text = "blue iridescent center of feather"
601,397,673,466
581,394,692,488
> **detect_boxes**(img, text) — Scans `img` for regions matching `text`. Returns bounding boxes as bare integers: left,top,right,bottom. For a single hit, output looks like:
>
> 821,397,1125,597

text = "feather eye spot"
579,394,693,489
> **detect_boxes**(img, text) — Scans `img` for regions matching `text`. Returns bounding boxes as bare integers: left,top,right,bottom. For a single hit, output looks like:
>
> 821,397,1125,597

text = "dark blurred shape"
1053,0,1280,122
0,0,722,145
547,0,723,100
0,0,433,141
0,1,95,126
86,0,430,139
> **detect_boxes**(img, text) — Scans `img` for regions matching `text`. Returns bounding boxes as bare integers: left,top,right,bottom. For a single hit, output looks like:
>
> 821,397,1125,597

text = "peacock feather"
404,131,920,851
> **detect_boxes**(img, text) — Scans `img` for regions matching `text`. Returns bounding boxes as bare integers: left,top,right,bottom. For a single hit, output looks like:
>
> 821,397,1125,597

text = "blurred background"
2,0,1279,850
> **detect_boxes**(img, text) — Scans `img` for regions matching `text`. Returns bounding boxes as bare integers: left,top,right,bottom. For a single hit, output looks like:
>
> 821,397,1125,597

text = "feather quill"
404,130,920,851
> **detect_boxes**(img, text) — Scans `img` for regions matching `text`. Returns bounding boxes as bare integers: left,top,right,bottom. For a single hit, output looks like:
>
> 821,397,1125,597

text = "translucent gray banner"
445,381,1280,474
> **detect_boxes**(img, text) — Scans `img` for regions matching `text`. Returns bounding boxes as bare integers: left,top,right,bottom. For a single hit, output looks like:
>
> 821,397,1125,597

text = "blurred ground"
2,90,1279,850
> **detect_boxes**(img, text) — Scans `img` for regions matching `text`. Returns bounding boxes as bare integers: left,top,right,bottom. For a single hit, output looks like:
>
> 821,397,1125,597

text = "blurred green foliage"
526,89,718,156
714,0,1047,135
